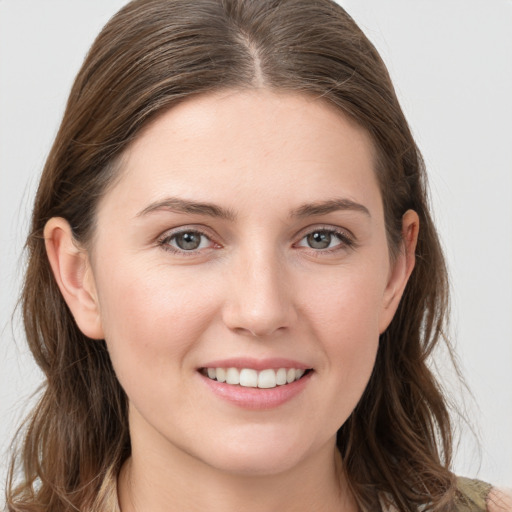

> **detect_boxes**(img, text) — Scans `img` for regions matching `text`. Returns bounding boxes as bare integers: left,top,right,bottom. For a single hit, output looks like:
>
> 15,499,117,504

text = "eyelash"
294,227,356,254
157,226,356,256
157,228,218,256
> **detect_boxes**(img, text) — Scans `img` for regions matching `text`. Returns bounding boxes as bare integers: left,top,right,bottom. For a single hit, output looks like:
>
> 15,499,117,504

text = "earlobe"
44,217,104,340
379,210,419,333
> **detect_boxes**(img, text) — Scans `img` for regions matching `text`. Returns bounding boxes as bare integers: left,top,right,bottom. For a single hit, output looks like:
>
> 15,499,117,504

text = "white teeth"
216,367,226,383
258,369,276,389
239,368,258,387
226,367,240,385
276,368,287,386
204,367,308,388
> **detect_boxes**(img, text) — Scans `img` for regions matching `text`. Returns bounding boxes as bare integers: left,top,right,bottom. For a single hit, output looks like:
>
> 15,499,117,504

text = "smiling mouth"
200,367,312,389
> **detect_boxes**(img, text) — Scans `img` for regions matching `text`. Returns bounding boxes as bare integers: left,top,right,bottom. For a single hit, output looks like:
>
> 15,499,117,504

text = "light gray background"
1,0,511,496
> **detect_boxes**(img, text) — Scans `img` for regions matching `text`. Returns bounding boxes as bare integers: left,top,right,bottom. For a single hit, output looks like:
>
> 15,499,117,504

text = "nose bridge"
224,243,295,337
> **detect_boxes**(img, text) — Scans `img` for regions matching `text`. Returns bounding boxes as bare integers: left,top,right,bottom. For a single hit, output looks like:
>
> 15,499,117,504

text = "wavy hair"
7,0,458,510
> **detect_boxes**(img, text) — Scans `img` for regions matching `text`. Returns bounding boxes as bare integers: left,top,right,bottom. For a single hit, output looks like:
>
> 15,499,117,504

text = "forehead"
99,89,382,220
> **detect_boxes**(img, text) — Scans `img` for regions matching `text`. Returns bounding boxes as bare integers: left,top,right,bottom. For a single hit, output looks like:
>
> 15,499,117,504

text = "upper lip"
199,357,312,371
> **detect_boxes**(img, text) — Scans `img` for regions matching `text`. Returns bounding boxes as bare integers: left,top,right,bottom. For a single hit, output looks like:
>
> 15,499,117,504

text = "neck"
118,432,357,512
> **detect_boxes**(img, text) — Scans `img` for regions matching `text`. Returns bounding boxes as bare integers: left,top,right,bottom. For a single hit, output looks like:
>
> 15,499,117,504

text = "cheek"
93,260,218,388
302,267,385,408
322,304,379,395
307,265,386,343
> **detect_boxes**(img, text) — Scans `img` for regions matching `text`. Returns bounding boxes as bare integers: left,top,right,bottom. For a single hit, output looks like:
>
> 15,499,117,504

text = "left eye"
297,230,346,250
164,231,212,251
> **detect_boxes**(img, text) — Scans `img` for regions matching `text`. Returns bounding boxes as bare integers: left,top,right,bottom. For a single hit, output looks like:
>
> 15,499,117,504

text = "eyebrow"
136,196,370,220
290,198,371,218
136,197,236,220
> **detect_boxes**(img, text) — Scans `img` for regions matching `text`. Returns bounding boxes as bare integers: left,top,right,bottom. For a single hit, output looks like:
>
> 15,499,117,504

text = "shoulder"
456,477,512,512
487,487,512,512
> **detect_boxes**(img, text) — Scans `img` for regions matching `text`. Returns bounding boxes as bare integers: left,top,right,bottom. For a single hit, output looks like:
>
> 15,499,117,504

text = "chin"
185,427,321,477
203,449,304,477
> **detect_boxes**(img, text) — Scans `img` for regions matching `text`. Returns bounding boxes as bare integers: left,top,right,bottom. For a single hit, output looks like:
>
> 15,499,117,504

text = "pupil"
176,232,201,250
308,231,331,249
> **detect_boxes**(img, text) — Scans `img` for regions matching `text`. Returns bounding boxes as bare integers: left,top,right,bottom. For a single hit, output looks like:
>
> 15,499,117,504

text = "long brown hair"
7,0,457,510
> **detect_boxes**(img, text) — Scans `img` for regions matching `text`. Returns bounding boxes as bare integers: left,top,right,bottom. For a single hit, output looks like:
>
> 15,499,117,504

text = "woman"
4,0,511,511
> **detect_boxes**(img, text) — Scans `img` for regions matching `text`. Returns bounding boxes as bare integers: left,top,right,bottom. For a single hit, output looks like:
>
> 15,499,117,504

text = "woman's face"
82,90,411,475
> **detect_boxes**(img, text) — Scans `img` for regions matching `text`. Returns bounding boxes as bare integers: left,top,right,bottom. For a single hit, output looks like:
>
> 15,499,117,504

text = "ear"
379,210,419,333
44,217,104,340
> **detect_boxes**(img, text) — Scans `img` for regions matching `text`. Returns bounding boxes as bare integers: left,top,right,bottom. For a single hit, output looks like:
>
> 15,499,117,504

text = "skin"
45,89,418,512
488,488,512,512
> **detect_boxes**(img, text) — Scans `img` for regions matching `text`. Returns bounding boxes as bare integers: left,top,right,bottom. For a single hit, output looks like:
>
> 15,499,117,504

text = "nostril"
231,325,288,339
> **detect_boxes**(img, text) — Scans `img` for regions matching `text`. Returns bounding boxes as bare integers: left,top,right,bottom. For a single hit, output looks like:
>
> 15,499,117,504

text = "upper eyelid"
294,224,355,242
158,225,218,241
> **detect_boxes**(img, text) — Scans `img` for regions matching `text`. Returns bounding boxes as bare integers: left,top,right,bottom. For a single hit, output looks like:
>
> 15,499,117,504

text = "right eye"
159,230,215,253
301,230,341,250
295,227,355,253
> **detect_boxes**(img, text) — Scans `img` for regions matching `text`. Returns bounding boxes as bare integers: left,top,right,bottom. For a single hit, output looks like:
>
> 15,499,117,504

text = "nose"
222,248,297,338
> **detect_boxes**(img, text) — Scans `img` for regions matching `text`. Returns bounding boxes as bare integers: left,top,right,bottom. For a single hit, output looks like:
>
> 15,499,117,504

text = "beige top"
456,477,493,511
378,477,493,512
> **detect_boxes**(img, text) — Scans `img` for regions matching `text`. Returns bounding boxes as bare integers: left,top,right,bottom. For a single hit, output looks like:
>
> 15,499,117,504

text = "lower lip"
199,371,313,410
